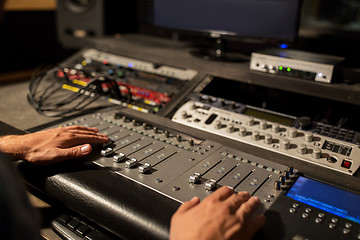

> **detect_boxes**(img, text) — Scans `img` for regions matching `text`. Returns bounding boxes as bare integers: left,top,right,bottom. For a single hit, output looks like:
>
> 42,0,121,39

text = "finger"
236,196,261,223
56,144,93,161
176,196,200,213
224,191,250,211
59,134,109,147
243,215,266,238
207,186,234,202
60,125,99,132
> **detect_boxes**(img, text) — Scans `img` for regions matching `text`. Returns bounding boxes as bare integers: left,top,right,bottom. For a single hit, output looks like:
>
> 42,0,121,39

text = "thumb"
176,196,200,213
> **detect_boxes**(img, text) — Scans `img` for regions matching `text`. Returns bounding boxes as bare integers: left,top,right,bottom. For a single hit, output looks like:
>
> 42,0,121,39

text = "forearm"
0,135,27,161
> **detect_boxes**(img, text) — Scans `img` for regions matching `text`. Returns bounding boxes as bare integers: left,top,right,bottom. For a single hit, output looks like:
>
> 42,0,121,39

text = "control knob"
297,116,312,130
189,173,202,183
252,131,260,141
297,144,307,155
304,132,313,142
289,128,297,138
239,127,246,137
281,139,290,150
247,117,255,126
260,120,267,130
312,148,321,159
205,179,217,191
272,123,280,133
264,134,272,144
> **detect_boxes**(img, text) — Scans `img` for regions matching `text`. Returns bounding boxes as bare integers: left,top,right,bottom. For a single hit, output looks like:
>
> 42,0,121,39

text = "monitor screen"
153,0,302,42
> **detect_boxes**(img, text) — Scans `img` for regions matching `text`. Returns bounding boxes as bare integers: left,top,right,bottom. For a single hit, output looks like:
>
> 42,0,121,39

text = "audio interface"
250,48,344,83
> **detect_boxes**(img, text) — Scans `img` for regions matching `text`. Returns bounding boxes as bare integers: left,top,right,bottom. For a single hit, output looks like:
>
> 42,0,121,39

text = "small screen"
244,108,294,126
286,176,360,224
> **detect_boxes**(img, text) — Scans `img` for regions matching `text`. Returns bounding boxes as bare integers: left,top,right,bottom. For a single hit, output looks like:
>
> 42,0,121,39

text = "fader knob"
312,148,321,159
239,127,246,137
289,128,297,138
304,132,313,142
281,139,290,150
272,123,280,133
297,144,307,155
205,179,217,191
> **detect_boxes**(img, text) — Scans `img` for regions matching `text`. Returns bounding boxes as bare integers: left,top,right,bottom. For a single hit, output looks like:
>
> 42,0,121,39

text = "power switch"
341,160,352,169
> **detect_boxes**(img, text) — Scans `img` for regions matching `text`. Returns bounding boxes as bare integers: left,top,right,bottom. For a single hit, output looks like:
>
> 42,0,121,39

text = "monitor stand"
190,36,250,62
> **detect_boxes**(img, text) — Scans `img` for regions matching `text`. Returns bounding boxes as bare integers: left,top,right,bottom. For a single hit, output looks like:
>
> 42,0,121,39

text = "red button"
341,160,352,169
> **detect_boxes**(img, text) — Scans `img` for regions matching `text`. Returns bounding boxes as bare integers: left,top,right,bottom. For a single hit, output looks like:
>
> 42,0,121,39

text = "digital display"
244,108,294,126
286,176,360,224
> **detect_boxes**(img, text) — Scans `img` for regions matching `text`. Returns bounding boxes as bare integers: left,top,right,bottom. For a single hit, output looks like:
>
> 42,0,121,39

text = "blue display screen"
286,176,360,224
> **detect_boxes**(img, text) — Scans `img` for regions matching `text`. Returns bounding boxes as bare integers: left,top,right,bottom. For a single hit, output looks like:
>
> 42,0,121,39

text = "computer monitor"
142,0,302,61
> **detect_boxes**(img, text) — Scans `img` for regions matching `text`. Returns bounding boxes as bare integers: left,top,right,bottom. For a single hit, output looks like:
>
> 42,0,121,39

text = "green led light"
287,67,291,72
279,66,283,71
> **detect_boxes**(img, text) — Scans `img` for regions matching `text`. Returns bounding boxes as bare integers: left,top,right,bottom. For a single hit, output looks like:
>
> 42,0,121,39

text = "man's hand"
170,186,265,240
0,126,108,165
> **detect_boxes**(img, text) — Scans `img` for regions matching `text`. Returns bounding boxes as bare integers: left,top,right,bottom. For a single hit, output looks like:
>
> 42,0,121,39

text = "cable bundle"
27,66,127,117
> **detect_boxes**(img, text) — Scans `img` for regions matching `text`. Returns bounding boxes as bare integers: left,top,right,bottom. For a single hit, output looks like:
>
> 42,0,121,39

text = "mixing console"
41,106,360,240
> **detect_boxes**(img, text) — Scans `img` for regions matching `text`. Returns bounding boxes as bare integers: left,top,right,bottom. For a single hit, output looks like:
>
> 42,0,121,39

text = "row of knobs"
213,118,322,159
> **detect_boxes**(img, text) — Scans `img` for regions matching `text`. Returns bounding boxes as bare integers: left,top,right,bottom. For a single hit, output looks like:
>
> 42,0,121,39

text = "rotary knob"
215,120,222,129
272,123,280,133
264,134,272,144
252,131,260,141
227,124,236,133
260,120,267,130
312,148,321,159
297,144,307,155
304,132,313,142
281,139,290,150
289,128,297,138
247,117,255,126
239,127,246,137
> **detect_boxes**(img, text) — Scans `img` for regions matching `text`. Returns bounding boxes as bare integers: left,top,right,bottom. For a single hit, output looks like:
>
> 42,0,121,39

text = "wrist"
0,135,28,161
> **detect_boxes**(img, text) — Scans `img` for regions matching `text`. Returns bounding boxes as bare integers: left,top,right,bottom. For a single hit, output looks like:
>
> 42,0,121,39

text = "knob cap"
281,139,290,150
247,117,255,126
252,131,260,141
297,116,312,130
305,132,313,142
312,148,321,159
260,120,267,130
289,128,297,138
264,134,272,144
272,123,280,133
239,127,246,137
298,144,307,155
215,120,222,129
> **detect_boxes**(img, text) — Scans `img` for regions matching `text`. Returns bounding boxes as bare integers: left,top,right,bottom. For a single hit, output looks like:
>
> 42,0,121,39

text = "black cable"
27,65,128,117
